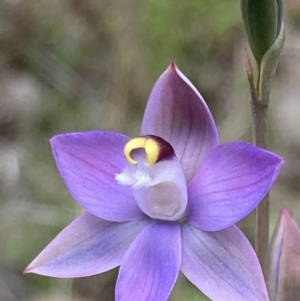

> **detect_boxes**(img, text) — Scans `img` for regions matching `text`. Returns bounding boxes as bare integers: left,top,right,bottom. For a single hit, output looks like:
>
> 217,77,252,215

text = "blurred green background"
0,0,300,300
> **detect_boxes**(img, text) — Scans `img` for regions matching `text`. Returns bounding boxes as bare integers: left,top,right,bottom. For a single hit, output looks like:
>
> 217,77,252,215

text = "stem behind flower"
251,95,270,280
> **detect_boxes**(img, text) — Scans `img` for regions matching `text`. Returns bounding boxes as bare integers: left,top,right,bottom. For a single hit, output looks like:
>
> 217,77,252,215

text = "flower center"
115,135,188,221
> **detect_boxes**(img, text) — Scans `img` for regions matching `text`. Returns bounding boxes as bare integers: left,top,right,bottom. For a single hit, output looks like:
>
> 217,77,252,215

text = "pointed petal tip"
278,155,284,167
49,135,58,144
165,61,178,76
169,61,177,71
280,208,292,218
23,264,34,274
24,258,42,275
273,154,284,178
49,132,88,147
49,133,65,148
278,208,299,229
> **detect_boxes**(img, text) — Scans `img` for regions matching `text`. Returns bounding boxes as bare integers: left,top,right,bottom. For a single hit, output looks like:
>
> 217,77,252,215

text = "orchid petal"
116,221,181,301
51,131,144,222
141,63,219,182
181,223,269,301
25,213,149,277
188,142,283,231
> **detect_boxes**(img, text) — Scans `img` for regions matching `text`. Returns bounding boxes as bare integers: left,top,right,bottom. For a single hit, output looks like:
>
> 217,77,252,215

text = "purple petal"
116,221,181,301
188,142,283,231
181,223,269,301
25,213,149,277
141,63,219,182
51,131,144,222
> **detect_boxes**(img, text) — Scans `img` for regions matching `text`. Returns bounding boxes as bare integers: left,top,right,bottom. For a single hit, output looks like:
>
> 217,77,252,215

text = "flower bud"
268,209,300,301
241,0,283,65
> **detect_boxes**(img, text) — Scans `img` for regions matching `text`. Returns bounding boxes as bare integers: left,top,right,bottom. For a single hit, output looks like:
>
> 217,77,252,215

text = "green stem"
246,49,271,279
246,23,284,288
251,99,269,279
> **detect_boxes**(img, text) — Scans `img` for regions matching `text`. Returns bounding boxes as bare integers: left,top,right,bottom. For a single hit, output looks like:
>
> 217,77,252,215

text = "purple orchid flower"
25,63,282,301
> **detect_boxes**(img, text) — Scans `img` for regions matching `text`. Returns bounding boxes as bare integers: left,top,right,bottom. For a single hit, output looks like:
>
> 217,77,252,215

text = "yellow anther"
124,137,146,165
124,137,160,166
144,138,160,166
